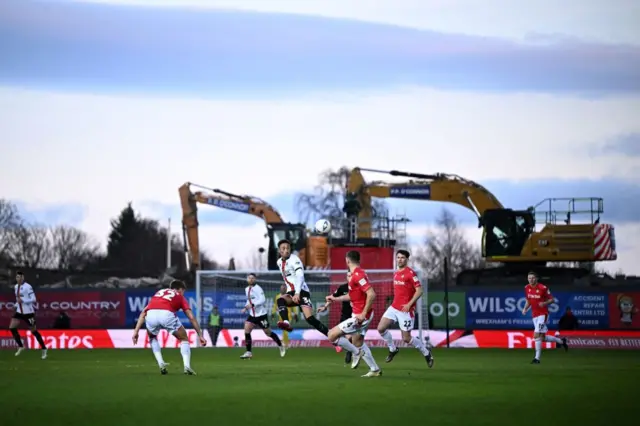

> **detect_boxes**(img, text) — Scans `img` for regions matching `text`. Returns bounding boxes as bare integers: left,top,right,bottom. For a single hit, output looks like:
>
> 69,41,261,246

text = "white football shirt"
277,254,310,294
14,282,37,314
245,284,268,317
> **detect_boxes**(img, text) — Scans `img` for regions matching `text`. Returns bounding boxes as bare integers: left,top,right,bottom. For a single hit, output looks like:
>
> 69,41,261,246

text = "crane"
346,168,617,283
178,183,328,271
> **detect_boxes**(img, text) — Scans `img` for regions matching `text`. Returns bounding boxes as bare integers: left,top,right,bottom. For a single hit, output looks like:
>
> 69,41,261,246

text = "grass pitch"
2,347,637,426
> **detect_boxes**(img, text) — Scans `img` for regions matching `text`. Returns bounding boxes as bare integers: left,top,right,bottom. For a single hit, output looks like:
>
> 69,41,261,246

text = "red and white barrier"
1,329,639,349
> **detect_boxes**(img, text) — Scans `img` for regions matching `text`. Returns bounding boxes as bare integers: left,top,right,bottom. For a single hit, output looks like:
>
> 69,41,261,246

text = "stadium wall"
1,289,639,330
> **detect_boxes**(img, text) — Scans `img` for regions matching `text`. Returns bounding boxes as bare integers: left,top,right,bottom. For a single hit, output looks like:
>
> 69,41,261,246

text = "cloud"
68,0,640,45
601,133,640,157
12,201,86,227
2,1,640,96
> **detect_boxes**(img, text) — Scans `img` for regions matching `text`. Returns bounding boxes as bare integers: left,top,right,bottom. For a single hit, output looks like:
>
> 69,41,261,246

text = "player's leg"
531,315,546,364
542,331,568,350
241,320,255,358
9,317,25,355
276,294,296,331
378,308,399,361
263,322,286,357
398,312,433,367
173,326,196,374
144,311,169,373
27,316,48,359
344,335,353,364
352,322,381,377
327,322,360,355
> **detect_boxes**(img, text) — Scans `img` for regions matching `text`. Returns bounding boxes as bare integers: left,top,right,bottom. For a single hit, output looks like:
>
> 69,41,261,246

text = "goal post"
195,269,430,346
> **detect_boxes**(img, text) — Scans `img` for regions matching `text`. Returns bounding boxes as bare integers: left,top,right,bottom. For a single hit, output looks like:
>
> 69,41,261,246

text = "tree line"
0,200,218,274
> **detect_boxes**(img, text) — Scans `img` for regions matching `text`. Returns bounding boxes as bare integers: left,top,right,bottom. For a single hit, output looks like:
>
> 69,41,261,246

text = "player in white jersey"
9,271,48,359
240,273,286,359
274,240,330,337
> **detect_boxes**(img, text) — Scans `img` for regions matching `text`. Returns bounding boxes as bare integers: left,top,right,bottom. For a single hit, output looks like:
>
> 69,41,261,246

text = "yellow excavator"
346,168,617,283
179,183,329,271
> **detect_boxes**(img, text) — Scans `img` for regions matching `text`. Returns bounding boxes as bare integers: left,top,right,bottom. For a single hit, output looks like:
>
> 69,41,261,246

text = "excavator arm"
346,167,616,280
347,167,503,238
179,183,284,271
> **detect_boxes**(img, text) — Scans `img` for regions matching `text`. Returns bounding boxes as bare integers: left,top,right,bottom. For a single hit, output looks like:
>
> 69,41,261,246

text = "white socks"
360,344,380,372
180,341,191,369
410,336,431,357
534,338,542,360
150,338,165,367
380,330,397,352
335,336,359,354
544,335,563,344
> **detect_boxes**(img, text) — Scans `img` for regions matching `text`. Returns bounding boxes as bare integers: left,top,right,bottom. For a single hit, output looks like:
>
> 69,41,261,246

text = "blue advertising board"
389,185,431,199
125,289,255,328
465,291,609,329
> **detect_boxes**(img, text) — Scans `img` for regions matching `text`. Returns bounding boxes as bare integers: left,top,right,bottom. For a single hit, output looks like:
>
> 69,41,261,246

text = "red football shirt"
348,267,372,316
145,288,190,313
525,283,552,317
391,267,421,312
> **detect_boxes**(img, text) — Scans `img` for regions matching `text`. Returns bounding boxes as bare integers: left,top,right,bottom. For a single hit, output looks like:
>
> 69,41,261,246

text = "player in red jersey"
323,250,382,377
521,271,568,364
132,280,207,375
377,250,434,366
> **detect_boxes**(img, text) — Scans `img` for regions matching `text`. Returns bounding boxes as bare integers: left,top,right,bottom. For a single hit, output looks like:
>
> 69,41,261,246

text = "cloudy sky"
1,0,639,273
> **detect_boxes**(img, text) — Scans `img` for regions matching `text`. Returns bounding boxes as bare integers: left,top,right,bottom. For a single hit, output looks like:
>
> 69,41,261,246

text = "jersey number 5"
155,289,177,301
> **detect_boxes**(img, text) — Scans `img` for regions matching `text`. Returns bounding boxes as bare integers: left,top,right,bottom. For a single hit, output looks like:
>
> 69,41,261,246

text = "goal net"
195,269,430,347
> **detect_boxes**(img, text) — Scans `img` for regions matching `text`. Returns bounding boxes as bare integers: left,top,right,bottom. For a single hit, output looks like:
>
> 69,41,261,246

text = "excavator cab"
481,209,536,257
266,223,308,270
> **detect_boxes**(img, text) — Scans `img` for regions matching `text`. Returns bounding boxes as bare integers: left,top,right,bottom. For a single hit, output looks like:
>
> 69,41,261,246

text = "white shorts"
338,312,374,336
145,309,183,336
382,306,414,331
532,314,548,334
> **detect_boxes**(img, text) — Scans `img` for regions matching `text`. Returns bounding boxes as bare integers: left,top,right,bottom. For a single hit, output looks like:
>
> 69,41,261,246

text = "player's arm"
23,285,37,304
362,287,376,317
132,309,148,344
540,288,555,307
404,282,423,310
133,310,147,334
521,298,530,314
180,297,206,344
330,293,351,302
254,287,266,306
292,258,305,295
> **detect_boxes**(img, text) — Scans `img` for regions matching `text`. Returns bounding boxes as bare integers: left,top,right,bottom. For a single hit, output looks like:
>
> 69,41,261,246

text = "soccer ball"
314,219,331,234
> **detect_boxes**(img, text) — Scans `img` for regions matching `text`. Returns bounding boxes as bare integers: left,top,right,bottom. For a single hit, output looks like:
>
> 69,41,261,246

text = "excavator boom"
179,182,285,271
346,167,616,278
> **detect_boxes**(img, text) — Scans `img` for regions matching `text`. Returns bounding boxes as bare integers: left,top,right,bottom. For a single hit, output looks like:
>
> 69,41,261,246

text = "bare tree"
0,199,21,262
414,207,484,283
49,225,101,270
6,224,54,268
295,166,389,234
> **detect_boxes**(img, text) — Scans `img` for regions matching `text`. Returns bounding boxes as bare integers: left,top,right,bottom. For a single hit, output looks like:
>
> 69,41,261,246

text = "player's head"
345,250,360,269
527,271,538,285
169,279,187,294
396,249,410,268
279,284,287,294
278,239,291,259
15,271,24,284
247,273,257,286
